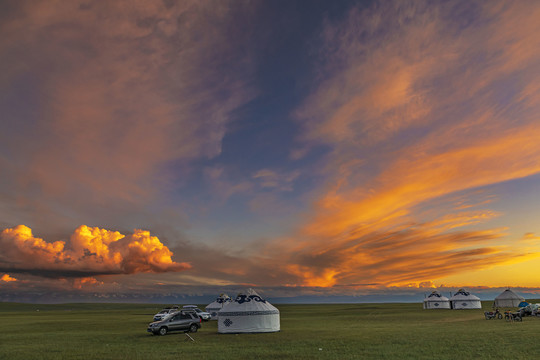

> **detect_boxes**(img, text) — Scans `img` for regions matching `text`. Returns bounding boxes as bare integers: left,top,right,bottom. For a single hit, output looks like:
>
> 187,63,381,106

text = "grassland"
1,301,540,359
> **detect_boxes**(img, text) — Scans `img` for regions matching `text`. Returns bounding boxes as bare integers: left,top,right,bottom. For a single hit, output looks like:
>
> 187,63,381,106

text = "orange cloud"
284,0,540,288
278,223,539,288
1,274,17,282
72,277,103,290
0,225,190,277
304,124,540,241
285,264,340,287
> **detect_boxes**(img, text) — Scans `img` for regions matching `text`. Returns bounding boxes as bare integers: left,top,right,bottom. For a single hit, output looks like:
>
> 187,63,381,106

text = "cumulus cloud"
1,274,17,282
72,277,103,290
0,225,190,277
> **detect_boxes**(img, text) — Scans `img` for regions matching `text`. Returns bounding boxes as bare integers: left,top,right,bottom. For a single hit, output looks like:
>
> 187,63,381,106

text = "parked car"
182,305,212,321
153,306,179,321
147,310,201,335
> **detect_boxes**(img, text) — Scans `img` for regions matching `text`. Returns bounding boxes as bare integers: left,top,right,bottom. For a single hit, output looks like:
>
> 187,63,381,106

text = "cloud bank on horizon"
0,225,190,276
1,0,540,299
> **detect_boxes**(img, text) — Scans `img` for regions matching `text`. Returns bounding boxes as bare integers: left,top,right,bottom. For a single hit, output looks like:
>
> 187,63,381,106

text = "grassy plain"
1,301,540,359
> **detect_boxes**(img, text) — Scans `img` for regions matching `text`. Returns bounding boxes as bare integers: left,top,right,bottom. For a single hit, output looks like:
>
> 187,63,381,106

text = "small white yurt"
493,288,525,308
450,289,482,309
423,291,451,309
217,288,280,333
205,293,231,320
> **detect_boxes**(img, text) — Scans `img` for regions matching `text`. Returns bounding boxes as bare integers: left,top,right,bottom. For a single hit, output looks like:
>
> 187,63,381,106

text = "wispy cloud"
252,169,300,192
202,166,254,203
0,0,255,231
287,0,540,286
1,0,540,298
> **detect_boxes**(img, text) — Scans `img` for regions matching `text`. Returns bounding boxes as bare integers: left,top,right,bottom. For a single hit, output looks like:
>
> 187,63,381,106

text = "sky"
1,0,540,303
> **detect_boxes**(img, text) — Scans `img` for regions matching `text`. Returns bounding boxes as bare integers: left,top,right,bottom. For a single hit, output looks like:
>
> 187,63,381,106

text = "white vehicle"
153,306,179,321
182,305,212,321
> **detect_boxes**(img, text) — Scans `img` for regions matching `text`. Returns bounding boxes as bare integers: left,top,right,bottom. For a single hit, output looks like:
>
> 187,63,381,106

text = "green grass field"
1,301,540,359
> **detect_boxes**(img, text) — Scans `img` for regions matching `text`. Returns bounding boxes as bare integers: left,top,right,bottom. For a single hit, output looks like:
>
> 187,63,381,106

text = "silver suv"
153,306,179,321
147,310,201,336
182,305,211,321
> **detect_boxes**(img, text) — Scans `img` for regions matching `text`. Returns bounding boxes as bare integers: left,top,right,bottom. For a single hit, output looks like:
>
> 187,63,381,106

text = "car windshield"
158,310,168,314
194,309,202,313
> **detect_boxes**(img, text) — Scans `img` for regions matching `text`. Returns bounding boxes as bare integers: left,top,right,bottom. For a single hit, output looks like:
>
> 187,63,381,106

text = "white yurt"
423,291,451,309
217,288,280,333
493,288,525,308
450,289,482,309
205,293,231,320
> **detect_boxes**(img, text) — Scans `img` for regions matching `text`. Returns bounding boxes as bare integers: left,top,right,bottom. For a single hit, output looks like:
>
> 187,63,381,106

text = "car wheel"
159,327,168,336
189,324,198,333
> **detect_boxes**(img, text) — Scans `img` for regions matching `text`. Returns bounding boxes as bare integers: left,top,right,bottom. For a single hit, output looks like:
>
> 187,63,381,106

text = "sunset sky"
1,0,540,303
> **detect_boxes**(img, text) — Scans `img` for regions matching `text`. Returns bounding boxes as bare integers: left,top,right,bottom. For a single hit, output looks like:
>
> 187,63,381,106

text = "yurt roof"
424,291,449,301
450,289,480,300
495,288,525,300
206,293,231,309
220,288,278,312
211,293,231,303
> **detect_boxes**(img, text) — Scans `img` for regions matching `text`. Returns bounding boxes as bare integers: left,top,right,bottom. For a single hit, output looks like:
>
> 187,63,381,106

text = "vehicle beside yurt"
493,288,525,308
218,288,280,333
450,289,482,309
205,293,231,320
423,291,451,309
